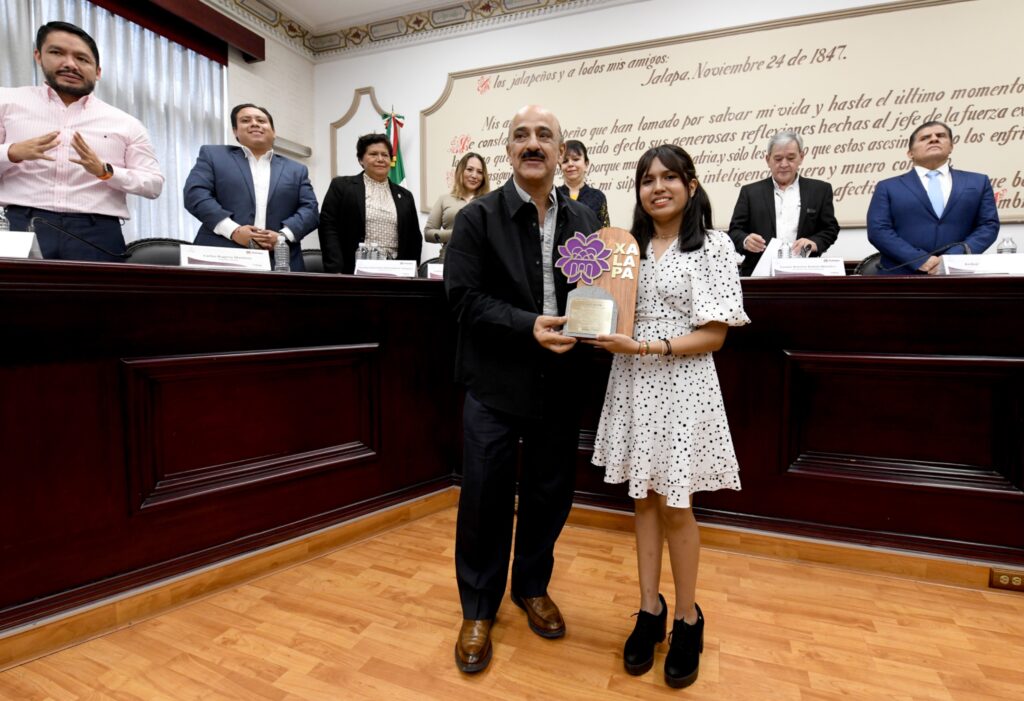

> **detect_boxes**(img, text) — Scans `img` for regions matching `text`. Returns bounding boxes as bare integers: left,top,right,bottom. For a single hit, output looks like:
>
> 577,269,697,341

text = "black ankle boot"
664,603,704,689
623,593,667,675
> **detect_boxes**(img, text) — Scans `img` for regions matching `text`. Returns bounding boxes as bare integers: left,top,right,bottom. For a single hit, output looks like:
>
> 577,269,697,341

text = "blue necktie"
926,170,944,218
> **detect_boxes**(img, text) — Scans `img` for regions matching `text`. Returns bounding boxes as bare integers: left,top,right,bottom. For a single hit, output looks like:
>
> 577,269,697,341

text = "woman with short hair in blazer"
319,133,422,274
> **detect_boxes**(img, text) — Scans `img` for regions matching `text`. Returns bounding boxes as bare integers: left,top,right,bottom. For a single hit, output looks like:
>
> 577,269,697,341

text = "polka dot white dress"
591,230,750,508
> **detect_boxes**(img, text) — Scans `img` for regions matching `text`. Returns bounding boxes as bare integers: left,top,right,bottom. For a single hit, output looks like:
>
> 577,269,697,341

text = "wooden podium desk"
574,274,1024,568
1,261,1022,635
0,259,461,633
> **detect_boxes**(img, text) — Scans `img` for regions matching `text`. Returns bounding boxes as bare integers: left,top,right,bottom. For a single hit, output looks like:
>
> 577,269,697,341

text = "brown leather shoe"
511,593,565,638
454,619,493,673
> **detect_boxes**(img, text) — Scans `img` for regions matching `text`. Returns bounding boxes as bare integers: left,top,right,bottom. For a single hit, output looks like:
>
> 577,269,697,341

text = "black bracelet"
662,338,672,356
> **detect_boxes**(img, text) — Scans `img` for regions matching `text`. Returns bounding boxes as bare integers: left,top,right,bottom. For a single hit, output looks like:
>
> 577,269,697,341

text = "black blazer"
319,173,422,274
556,183,610,228
727,176,840,276
444,178,601,418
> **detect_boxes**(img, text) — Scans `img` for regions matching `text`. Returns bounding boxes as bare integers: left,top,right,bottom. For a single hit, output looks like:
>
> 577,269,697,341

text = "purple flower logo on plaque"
556,231,611,285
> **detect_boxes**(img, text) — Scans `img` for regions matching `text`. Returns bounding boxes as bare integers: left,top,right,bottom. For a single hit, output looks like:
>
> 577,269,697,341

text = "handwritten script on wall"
421,0,1023,228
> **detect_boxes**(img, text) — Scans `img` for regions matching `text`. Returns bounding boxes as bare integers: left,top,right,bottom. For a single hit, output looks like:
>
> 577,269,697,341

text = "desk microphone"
879,241,970,273
29,216,129,259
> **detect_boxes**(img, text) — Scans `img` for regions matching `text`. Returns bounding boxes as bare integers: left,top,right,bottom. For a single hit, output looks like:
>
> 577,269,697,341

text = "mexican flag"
382,111,405,185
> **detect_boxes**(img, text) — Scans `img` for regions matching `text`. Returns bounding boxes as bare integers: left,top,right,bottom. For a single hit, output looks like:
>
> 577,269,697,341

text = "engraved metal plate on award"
556,228,639,338
565,286,617,338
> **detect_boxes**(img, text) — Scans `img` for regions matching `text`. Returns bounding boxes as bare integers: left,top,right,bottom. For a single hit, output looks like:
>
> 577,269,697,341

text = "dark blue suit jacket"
867,168,999,274
183,145,319,270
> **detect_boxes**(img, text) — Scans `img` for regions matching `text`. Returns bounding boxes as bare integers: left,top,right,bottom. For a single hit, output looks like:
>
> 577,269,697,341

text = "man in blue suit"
184,103,318,270
867,121,999,274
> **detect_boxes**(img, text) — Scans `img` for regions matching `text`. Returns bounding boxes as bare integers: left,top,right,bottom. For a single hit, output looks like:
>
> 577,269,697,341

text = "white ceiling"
276,0,454,33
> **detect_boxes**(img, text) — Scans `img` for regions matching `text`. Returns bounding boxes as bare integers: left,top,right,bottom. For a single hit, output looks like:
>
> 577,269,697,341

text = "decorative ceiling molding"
201,0,637,61
202,0,315,58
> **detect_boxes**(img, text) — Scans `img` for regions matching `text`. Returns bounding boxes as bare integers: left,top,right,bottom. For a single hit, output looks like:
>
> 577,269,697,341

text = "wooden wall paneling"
3,262,1024,639
783,351,1022,493
121,344,381,511
704,278,1024,564
575,276,1024,566
0,262,460,633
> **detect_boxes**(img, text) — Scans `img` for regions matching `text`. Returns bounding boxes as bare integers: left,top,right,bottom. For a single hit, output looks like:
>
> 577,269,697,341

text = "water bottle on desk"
356,242,368,260
0,207,9,231
273,234,290,271
996,236,1017,254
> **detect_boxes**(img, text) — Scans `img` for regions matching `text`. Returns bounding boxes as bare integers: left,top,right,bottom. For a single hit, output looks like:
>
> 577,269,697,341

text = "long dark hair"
631,144,712,257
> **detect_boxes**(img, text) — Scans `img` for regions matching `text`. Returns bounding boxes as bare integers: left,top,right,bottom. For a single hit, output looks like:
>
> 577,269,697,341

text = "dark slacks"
6,206,125,263
455,391,580,620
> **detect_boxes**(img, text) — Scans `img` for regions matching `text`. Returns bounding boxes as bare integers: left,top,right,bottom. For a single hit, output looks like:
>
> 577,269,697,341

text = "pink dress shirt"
0,85,164,219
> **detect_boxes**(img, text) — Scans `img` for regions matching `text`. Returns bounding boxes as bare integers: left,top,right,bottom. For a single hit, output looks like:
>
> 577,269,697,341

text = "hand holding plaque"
556,228,639,338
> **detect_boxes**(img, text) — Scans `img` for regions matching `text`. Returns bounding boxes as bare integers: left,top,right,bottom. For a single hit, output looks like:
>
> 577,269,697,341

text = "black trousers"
455,392,580,620
6,206,125,262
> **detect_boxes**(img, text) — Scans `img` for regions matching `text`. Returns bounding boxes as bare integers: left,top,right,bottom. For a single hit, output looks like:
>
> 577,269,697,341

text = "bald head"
506,104,564,192
507,104,563,144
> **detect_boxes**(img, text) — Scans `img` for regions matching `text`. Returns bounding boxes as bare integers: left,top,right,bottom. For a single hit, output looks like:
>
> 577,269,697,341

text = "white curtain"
1,0,224,242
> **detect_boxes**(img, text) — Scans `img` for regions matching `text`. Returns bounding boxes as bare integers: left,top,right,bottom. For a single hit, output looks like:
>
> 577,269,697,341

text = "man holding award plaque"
444,105,600,673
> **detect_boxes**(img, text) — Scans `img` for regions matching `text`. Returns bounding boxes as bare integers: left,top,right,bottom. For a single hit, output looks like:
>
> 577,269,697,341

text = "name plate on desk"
180,244,271,271
354,259,417,278
427,263,444,280
772,257,846,277
0,231,43,259
941,254,1024,276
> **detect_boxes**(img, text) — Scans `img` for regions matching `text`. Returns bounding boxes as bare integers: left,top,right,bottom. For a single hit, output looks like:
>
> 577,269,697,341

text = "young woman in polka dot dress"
589,144,749,689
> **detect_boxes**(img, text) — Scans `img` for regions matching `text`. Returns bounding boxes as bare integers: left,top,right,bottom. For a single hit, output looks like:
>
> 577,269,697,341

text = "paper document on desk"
180,244,271,271
940,254,1024,276
749,239,781,277
772,258,846,277
354,259,417,278
0,231,42,259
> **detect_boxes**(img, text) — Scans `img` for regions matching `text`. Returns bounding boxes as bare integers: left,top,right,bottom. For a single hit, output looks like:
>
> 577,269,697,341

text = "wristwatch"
97,163,114,181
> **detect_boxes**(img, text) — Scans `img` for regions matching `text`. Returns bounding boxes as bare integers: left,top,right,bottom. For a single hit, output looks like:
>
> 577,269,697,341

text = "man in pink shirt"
0,21,164,262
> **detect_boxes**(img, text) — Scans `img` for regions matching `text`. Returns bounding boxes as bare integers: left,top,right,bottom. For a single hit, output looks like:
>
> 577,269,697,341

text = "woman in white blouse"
423,152,490,261
319,133,421,274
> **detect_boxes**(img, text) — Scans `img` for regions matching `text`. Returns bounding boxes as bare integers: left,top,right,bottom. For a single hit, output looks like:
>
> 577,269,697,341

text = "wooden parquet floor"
2,507,1023,700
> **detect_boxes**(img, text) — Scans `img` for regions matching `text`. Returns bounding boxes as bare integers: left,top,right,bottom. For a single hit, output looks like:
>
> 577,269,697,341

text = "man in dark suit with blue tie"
184,104,319,270
867,121,999,274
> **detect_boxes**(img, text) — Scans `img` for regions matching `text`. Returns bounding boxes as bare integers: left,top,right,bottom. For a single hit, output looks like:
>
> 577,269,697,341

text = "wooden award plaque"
558,226,640,338
592,227,639,337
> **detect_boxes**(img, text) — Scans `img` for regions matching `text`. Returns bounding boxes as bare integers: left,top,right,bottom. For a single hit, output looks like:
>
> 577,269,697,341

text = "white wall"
228,36,316,161
310,0,1020,260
